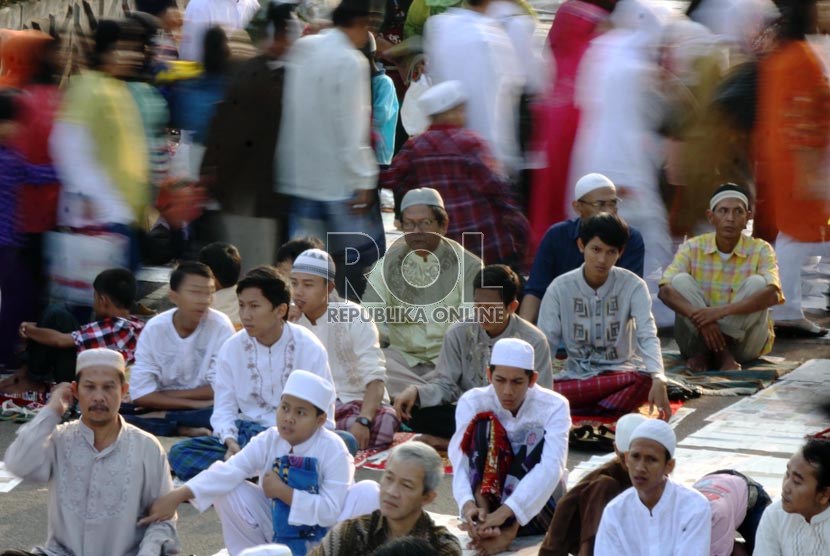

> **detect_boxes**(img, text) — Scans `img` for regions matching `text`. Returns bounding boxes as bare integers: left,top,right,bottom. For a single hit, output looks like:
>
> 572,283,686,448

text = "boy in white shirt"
168,265,336,480
124,261,235,437
141,370,379,556
450,338,571,555
291,249,399,450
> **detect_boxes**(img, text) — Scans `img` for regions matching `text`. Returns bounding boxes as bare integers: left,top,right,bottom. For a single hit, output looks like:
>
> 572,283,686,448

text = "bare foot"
177,426,211,437
415,433,449,452
0,368,48,394
469,521,519,555
715,350,741,371
685,353,709,373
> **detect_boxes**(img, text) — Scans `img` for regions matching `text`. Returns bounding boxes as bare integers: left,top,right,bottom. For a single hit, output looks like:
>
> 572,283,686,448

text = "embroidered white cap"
282,369,336,425
490,338,535,372
291,248,336,282
630,419,676,458
76,348,126,375
574,173,616,201
239,546,292,556
417,80,467,116
400,187,445,212
614,413,648,452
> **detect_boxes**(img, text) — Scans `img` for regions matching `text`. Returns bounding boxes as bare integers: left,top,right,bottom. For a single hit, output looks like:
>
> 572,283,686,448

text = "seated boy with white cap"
595,419,712,555
380,80,528,269
449,337,570,555
141,370,379,556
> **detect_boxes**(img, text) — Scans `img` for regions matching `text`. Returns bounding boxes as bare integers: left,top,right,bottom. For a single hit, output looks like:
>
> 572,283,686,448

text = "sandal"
0,400,25,421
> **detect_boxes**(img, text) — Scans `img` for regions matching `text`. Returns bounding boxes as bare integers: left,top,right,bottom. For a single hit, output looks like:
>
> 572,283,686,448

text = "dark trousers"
0,247,27,368
25,305,79,383
407,404,457,439
120,403,213,437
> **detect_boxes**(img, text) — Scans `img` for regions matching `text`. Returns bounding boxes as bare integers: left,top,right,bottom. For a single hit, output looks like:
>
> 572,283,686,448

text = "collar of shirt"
702,232,749,259
373,510,434,537
249,321,294,351
278,425,325,455
575,264,618,298
636,478,676,515
78,415,128,456
322,27,357,50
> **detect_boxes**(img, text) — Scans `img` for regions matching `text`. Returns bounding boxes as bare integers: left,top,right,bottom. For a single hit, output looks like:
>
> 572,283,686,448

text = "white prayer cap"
239,545,292,556
401,187,445,212
291,249,336,282
417,80,467,116
614,413,648,452
282,369,335,419
630,419,676,458
574,173,616,201
490,338,535,371
76,348,126,375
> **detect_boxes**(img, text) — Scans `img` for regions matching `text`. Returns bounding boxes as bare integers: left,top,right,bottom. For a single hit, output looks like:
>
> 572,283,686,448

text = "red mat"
355,432,453,473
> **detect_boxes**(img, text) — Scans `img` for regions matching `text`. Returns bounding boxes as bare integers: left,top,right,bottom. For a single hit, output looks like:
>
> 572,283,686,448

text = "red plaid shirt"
381,124,529,269
71,316,146,365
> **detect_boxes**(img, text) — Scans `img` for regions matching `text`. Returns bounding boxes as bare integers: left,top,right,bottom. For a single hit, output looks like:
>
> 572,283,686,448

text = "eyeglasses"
577,198,621,209
401,218,436,231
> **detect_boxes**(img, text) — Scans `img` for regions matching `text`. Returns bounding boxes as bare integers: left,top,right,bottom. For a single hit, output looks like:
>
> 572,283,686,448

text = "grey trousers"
383,347,437,398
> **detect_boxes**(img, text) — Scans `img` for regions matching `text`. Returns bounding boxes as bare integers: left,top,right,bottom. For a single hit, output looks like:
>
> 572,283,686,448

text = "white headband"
709,190,749,211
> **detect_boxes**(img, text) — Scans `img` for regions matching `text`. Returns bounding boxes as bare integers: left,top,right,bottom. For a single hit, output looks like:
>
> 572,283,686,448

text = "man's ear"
486,366,493,384
121,381,130,398
818,486,830,507
705,209,715,226
506,299,520,315
327,281,336,295
577,238,585,253
528,372,539,388
316,410,328,427
423,489,438,505
71,381,79,399
276,302,289,320
666,457,676,476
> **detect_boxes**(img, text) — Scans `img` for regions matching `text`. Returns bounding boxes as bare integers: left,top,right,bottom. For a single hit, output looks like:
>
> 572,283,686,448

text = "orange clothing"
754,40,830,243
0,30,53,89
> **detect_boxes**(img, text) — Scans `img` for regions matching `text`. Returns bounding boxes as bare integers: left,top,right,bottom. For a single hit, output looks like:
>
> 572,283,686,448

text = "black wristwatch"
355,416,372,428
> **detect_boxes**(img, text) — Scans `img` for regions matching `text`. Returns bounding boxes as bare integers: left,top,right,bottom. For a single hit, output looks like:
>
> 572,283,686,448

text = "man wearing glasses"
520,173,645,324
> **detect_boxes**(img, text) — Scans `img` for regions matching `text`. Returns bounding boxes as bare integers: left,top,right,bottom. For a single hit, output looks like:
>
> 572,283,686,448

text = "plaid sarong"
168,419,267,480
335,400,400,450
271,455,327,556
553,371,652,417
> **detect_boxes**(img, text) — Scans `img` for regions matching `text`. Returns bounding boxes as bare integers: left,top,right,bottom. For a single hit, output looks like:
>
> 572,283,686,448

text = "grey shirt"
538,265,664,380
417,314,553,407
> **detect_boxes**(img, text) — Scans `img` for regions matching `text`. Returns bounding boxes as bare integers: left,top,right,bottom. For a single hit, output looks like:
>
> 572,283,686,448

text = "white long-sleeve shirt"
277,28,377,201
4,410,177,556
130,308,235,402
180,0,241,62
425,8,525,176
187,426,353,528
211,323,335,442
449,384,570,526
487,0,546,95
296,301,389,404
595,479,712,556
753,500,830,556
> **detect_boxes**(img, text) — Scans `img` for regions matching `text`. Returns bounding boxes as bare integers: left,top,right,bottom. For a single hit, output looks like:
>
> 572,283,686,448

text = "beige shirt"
212,286,241,328
4,411,177,556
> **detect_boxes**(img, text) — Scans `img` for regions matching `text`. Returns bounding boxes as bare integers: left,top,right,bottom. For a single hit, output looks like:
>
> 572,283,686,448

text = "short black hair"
236,265,291,311
90,20,122,69
710,183,752,207
802,439,830,491
369,537,434,556
267,1,297,36
578,213,630,251
203,26,229,75
199,242,242,289
780,0,817,41
0,90,19,122
276,237,325,264
473,264,520,306
93,268,137,309
170,261,214,291
332,4,370,28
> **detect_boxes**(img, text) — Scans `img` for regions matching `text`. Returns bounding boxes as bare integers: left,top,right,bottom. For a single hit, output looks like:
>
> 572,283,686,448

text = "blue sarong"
271,455,328,556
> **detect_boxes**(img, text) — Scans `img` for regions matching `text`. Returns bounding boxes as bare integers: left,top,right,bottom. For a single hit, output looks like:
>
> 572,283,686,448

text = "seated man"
595,419,711,555
124,261,235,437
363,187,482,398
380,80,528,270
539,413,647,556
754,439,830,555
693,470,772,556
659,184,783,371
538,214,672,420
309,442,463,556
520,173,645,324
3,348,178,556
15,268,145,387
142,371,378,556
291,248,399,450
450,338,570,555
394,264,552,449
199,241,243,329
168,266,335,480
275,236,325,278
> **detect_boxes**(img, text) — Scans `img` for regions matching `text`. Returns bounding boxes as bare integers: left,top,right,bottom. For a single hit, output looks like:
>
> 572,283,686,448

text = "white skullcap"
291,249,336,282
282,370,336,426
76,348,126,375
490,338,535,372
614,413,648,452
401,187,445,212
239,545,292,556
630,419,676,458
709,186,749,211
574,173,616,201
417,80,467,116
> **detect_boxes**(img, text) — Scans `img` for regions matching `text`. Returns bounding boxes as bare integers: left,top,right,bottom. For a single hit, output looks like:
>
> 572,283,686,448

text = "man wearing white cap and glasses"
142,370,379,556
381,80,528,270
595,419,711,555
3,348,179,556
290,248,400,451
521,172,645,325
449,338,570,555
659,183,784,372
363,187,482,398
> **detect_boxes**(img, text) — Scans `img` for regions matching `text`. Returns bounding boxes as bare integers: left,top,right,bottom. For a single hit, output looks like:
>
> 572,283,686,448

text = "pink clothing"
693,473,748,556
